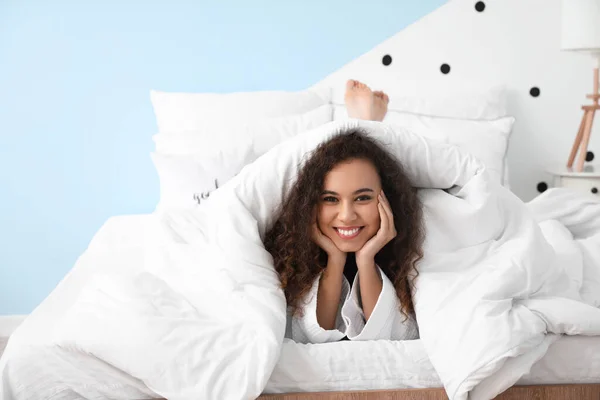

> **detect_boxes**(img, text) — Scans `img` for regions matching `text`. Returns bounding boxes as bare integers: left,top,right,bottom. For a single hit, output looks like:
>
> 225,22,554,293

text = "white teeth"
338,228,359,236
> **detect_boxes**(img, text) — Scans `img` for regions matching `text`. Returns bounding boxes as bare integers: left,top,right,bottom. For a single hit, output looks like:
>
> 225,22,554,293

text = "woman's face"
317,158,382,253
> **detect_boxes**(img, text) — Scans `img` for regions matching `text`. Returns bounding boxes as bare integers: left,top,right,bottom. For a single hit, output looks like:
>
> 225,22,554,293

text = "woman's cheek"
363,206,380,238
316,207,331,229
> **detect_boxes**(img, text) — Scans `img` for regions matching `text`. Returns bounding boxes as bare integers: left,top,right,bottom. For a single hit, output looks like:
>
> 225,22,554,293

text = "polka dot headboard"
313,0,598,201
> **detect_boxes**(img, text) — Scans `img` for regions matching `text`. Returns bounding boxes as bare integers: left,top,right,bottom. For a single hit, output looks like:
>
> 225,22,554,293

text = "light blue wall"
0,0,445,315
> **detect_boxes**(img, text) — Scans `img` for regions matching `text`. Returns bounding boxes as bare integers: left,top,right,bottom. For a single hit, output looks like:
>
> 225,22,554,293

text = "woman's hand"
312,221,347,267
356,191,397,267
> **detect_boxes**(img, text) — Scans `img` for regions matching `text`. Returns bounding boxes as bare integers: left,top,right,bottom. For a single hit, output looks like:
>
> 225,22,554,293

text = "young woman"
264,80,424,343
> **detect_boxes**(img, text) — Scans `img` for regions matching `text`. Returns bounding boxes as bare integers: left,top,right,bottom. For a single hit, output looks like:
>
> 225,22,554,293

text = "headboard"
312,0,597,201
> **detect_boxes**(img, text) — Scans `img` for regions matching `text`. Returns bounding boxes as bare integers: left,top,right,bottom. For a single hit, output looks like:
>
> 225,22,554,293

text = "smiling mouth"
334,227,364,239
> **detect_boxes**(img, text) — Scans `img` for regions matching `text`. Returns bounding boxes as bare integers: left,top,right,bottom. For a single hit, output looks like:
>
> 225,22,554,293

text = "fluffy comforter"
2,120,600,400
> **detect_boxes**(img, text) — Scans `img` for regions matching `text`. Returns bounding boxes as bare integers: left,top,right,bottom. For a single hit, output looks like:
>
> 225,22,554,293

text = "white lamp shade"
561,0,600,52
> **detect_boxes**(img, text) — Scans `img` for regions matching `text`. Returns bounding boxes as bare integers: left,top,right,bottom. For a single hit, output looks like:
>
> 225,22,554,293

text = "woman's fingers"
378,194,389,234
380,191,396,237
381,191,393,218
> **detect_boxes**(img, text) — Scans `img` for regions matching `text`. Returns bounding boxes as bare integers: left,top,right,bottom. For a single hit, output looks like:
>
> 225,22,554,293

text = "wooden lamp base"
567,67,600,172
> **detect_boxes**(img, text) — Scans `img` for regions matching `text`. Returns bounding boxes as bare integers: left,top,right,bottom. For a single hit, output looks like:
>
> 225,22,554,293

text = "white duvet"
3,120,600,400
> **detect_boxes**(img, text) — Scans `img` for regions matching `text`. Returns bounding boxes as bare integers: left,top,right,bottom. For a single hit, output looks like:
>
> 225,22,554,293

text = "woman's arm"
342,264,419,341
354,191,392,321
316,256,346,330
355,258,383,320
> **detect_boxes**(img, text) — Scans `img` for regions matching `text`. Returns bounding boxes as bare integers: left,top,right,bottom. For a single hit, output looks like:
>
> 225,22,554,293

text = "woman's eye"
356,196,372,201
323,196,338,203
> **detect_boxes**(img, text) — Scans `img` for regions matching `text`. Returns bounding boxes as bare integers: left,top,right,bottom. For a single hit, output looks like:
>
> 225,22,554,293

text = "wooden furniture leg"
577,106,597,171
567,109,589,168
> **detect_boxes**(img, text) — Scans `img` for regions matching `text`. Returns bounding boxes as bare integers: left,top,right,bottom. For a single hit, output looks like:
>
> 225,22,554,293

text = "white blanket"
6,120,600,400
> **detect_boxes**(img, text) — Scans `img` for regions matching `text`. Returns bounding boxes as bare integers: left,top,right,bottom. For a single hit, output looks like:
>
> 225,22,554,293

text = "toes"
349,80,370,91
346,79,374,96
373,91,389,103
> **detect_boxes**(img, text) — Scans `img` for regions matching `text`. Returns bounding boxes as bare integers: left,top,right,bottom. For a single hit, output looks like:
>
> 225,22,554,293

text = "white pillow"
151,103,333,212
153,104,333,157
151,144,256,211
151,87,331,133
387,114,514,185
334,104,514,185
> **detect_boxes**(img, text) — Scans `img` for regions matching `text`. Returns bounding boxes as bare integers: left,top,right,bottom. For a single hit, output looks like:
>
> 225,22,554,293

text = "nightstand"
547,166,600,196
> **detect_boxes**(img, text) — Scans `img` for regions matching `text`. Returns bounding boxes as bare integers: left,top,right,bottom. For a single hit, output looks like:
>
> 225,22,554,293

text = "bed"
2,171,600,399
2,213,600,399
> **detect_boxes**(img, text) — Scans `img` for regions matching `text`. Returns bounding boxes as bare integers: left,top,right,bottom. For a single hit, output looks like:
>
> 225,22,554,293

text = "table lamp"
562,0,600,171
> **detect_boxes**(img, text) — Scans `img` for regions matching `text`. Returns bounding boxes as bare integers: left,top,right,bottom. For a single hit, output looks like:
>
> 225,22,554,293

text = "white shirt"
286,266,419,343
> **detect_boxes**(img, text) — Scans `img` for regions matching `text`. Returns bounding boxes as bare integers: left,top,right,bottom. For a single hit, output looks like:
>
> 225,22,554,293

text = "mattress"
265,335,600,393
2,214,600,399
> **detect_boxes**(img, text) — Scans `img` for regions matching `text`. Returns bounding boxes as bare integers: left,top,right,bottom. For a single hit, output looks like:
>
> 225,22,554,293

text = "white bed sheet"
2,214,600,399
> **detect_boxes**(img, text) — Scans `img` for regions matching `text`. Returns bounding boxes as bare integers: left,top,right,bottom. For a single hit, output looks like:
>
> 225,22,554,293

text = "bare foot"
372,91,389,122
344,79,375,120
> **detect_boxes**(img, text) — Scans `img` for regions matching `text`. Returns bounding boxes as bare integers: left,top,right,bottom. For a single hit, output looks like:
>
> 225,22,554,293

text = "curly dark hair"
264,128,424,320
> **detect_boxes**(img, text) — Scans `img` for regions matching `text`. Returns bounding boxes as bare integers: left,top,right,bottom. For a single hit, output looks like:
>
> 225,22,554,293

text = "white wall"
316,0,598,201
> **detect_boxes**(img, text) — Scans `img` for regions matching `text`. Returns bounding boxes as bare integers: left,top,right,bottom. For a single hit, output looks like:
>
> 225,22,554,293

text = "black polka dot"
440,64,451,74
537,182,548,193
586,151,595,162
530,87,540,97
382,55,392,66
475,1,486,12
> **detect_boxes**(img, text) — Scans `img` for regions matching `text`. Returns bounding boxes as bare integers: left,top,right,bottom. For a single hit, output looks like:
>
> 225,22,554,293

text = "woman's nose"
338,202,357,221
